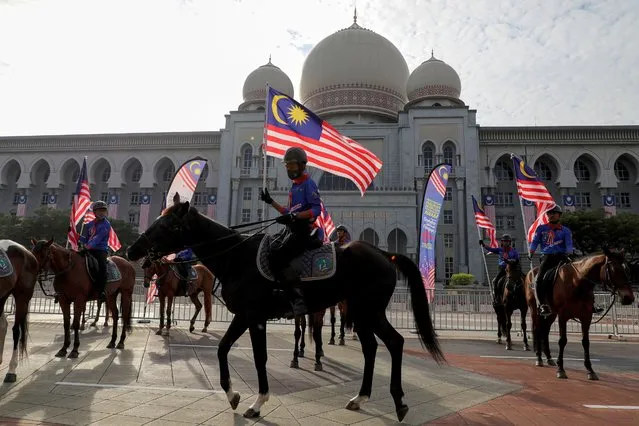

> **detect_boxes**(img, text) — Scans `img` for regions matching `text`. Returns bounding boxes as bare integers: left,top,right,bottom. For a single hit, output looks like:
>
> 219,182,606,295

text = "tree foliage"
561,210,639,257
0,208,139,255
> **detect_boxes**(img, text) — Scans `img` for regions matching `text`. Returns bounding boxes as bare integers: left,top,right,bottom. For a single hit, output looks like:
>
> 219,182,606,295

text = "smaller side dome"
240,58,294,111
406,52,463,106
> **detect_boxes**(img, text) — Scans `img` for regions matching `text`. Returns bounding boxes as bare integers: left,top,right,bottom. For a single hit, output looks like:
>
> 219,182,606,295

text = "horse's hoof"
339,339,345,346
201,328,208,333
506,344,512,351
345,401,360,411
396,404,409,422
230,392,240,410
116,342,124,350
535,360,543,367
4,373,17,383
328,338,335,345
79,325,85,331
524,344,531,351
314,363,323,372
155,330,163,336
90,322,97,328
547,359,557,367
557,370,568,379
243,408,260,418
103,323,108,327
189,325,195,333
290,360,299,369
496,338,502,344
106,342,115,349
588,372,599,381
55,350,67,358
68,351,79,359
299,350,305,358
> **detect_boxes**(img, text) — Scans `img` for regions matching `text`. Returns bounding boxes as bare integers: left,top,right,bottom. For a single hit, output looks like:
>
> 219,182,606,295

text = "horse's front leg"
165,296,174,335
188,292,202,333
339,309,346,346
299,314,306,358
218,314,248,412
494,305,503,344
530,303,543,366
291,317,301,368
329,306,336,345
505,306,513,350
556,317,568,378
346,323,377,412
91,300,101,327
314,316,324,372
69,300,84,358
156,295,165,335
521,305,530,351
580,317,598,380
56,299,72,358
106,292,119,349
244,320,270,418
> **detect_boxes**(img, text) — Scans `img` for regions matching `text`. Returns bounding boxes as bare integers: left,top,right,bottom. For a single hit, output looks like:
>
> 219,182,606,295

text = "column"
455,178,468,273
229,179,240,226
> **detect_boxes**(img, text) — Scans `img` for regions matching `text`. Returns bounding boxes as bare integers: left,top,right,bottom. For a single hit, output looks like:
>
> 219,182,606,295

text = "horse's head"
30,238,55,273
140,257,162,286
505,259,521,277
602,247,635,306
127,193,195,262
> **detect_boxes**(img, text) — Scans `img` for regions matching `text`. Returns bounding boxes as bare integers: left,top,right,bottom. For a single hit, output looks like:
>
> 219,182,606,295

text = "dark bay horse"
31,239,136,357
525,248,635,379
141,259,214,335
126,198,444,421
81,300,111,330
495,260,529,351
0,240,38,383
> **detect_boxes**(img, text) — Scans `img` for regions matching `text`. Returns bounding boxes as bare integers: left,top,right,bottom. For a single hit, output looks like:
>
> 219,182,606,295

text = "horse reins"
36,245,76,298
568,256,620,324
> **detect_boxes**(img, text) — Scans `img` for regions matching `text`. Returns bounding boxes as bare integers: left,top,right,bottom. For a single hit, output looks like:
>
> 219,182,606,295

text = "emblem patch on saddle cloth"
0,249,14,278
85,257,122,283
169,264,198,281
256,235,337,282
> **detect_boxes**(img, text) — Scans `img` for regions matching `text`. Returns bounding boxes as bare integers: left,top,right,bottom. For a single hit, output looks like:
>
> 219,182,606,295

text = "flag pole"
476,224,492,294
511,154,534,271
262,83,270,219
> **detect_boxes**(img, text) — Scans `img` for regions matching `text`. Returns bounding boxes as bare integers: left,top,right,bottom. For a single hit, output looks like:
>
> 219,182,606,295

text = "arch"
30,159,51,185
441,140,457,165
88,156,116,178
91,158,112,184
420,140,435,169
154,157,176,184
0,159,23,186
493,156,514,181
572,152,602,183
359,228,379,246
488,151,516,171
237,142,255,158
606,150,639,169
613,153,638,183
387,228,408,254
529,150,563,172
239,143,254,172
27,156,55,174
121,157,144,183
59,158,80,186
532,153,561,182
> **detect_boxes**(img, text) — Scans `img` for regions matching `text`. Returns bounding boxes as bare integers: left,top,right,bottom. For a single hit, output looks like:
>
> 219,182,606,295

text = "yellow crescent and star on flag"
271,94,310,127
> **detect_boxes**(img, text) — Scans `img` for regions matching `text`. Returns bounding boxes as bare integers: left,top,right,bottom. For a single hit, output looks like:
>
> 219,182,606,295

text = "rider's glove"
259,188,273,205
275,213,296,225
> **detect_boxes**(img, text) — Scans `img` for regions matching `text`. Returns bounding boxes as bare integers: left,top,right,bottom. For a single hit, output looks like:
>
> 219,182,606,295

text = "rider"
480,234,519,302
172,248,194,294
335,225,351,247
80,200,111,301
259,146,322,318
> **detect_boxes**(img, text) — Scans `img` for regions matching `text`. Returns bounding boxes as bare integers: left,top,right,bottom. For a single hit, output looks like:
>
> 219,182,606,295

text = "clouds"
0,0,637,136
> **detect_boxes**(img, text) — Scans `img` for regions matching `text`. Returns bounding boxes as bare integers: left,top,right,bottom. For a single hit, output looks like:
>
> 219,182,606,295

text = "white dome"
300,21,409,120
240,59,294,110
407,53,462,103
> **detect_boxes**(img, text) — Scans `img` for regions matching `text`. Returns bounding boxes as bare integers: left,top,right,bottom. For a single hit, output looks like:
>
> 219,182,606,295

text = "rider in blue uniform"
259,147,322,317
335,225,351,247
480,234,519,303
173,248,194,293
80,200,111,301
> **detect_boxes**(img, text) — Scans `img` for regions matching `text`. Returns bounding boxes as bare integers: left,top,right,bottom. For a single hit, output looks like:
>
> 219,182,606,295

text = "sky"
0,0,638,136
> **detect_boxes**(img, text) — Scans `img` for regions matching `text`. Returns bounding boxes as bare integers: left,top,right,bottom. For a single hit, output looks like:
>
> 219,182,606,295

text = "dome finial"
431,49,434,58
268,54,272,64
353,4,357,24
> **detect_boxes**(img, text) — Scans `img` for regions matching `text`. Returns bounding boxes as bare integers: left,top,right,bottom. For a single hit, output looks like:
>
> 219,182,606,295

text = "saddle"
84,254,121,283
0,249,14,278
533,256,571,291
256,234,337,282
169,264,198,282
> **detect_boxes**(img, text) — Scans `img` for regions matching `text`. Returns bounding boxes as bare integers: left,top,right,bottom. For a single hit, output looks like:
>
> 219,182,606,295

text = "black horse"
126,196,444,421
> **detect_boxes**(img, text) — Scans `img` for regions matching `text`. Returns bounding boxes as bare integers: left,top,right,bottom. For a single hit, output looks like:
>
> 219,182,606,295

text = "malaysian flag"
511,155,556,244
482,194,496,225
138,194,151,233
522,199,536,230
164,158,207,209
206,194,217,219
146,275,158,304
68,158,91,249
314,202,336,243
563,195,576,212
264,87,382,196
16,194,27,217
472,195,498,248
603,194,617,217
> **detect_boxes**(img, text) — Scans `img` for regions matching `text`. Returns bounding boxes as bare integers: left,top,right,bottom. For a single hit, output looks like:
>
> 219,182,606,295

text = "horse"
494,260,529,351
524,248,635,379
328,301,350,346
30,239,136,357
0,240,38,383
80,300,111,330
126,198,444,421
290,310,326,371
141,258,214,335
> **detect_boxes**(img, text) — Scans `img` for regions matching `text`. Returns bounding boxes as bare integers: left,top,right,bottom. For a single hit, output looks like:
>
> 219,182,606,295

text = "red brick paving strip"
405,349,639,426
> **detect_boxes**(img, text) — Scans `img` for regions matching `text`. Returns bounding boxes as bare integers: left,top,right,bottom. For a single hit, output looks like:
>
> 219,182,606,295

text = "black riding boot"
281,266,307,319
536,278,551,317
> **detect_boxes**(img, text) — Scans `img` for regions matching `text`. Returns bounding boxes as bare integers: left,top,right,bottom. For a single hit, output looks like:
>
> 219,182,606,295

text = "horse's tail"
386,252,446,364
339,301,353,332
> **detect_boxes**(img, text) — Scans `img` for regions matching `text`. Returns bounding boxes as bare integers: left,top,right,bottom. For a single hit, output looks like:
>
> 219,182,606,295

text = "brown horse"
0,240,38,383
31,239,136,357
291,311,326,371
525,248,635,379
80,300,111,330
141,259,214,335
495,260,530,351
328,301,351,346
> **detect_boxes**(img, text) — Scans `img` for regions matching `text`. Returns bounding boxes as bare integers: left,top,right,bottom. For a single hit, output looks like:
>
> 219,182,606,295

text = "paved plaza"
0,319,519,425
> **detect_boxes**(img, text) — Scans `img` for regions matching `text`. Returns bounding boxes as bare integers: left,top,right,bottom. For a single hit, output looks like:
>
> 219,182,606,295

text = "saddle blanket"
257,234,337,282
169,264,198,281
0,249,14,278
85,256,121,283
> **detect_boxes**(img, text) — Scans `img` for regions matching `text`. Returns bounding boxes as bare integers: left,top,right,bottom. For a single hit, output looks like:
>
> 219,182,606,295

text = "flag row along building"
2,16,639,286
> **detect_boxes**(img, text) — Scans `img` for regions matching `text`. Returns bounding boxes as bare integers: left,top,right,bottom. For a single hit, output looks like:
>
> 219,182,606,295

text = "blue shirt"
175,248,194,261
484,246,519,268
80,218,111,252
283,172,322,218
530,224,573,254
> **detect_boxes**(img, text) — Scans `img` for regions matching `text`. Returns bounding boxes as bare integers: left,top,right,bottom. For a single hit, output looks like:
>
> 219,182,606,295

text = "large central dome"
300,19,409,121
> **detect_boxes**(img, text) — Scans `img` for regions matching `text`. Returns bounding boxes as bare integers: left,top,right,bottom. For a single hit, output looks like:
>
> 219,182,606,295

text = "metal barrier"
4,282,639,335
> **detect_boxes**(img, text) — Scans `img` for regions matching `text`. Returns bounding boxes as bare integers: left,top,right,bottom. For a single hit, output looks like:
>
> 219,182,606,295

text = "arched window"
615,160,630,181
574,160,591,181
359,228,379,246
71,165,79,183
494,160,513,181
241,145,253,173
162,165,175,182
443,145,455,165
534,161,552,181
420,143,434,169
131,165,142,183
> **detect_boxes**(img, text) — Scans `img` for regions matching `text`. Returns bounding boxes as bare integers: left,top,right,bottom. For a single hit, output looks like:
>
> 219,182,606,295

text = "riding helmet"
283,147,308,165
336,225,348,232
546,205,563,215
500,234,512,241
92,200,108,211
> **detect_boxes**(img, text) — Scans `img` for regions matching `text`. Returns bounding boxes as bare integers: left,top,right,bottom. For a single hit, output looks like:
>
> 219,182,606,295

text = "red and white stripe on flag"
146,276,158,304
314,202,336,243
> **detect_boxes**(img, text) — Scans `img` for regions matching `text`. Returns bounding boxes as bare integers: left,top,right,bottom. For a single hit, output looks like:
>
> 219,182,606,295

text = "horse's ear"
602,246,611,257
47,237,54,246
30,238,37,246
173,192,181,205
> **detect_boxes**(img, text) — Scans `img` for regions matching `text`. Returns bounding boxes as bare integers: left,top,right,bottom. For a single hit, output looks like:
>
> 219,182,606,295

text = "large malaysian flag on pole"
163,158,207,209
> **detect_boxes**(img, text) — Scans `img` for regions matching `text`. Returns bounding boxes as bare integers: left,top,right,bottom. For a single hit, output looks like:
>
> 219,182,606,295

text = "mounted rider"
259,146,323,318
170,248,194,294
335,225,351,247
79,200,110,301
480,234,520,302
